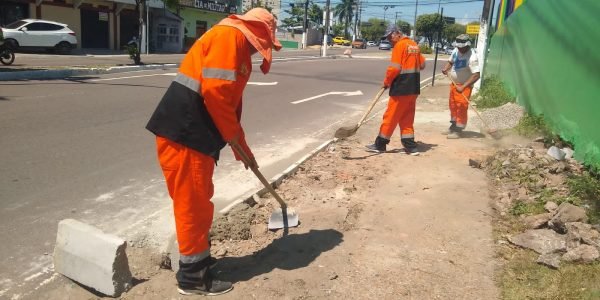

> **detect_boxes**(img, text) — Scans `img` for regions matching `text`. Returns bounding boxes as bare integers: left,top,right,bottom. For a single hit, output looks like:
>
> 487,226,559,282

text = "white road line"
247,82,278,86
291,90,363,104
88,73,176,81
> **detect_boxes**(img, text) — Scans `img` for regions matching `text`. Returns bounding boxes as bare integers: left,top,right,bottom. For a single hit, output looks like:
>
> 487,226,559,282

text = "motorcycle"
0,43,15,66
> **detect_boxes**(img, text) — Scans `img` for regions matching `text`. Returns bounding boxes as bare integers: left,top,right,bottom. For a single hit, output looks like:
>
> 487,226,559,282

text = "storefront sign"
180,0,236,14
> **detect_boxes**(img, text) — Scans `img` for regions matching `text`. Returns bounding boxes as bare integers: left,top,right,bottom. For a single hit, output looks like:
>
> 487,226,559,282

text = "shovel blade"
334,125,358,139
268,208,299,230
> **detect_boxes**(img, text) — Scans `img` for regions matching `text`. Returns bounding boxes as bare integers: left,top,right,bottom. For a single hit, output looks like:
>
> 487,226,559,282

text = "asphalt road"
0,51,445,298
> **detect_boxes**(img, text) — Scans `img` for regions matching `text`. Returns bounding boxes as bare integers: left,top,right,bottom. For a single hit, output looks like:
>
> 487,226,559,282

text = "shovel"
334,87,387,139
231,143,299,230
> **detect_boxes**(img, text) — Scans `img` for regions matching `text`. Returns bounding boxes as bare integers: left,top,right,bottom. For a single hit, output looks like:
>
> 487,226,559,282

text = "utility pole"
353,1,359,41
322,0,330,57
412,0,418,40
431,7,443,86
474,0,494,90
302,0,308,49
394,11,400,25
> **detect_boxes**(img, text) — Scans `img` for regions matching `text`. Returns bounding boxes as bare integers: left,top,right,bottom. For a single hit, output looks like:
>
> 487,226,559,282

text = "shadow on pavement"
460,131,486,139
215,229,343,283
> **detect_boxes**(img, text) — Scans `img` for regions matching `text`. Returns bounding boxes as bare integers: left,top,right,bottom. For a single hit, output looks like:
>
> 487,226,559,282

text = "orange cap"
219,8,281,74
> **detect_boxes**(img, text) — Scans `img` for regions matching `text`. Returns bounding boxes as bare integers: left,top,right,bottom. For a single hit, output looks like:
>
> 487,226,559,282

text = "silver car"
379,40,391,50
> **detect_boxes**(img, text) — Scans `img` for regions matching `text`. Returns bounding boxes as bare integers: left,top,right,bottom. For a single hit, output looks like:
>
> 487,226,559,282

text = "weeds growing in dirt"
510,200,545,216
474,75,515,109
567,172,600,223
500,250,600,299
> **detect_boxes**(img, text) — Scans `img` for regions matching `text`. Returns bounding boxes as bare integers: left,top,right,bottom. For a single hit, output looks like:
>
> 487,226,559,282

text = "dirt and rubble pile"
482,144,599,269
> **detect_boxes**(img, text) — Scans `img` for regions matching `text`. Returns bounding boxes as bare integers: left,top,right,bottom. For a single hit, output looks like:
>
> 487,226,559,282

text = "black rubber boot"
401,138,419,155
177,256,233,296
365,136,389,153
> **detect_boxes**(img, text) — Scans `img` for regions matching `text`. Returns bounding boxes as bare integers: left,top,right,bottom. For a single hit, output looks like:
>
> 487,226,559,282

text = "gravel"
470,102,525,130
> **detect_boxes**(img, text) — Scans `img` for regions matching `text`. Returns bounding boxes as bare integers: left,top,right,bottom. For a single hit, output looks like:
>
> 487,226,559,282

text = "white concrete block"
53,219,132,297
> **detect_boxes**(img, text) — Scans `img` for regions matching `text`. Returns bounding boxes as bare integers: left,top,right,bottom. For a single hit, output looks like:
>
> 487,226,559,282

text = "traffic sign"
466,24,480,34
443,17,455,24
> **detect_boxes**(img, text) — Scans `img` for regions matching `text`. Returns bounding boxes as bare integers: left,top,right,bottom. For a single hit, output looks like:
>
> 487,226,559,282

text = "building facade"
176,0,238,51
0,0,184,53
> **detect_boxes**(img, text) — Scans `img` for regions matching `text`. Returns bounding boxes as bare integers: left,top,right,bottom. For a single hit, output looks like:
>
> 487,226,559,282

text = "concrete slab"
53,219,132,297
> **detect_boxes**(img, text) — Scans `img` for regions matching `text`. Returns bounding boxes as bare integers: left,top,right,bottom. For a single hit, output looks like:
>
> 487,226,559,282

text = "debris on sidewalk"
485,145,600,270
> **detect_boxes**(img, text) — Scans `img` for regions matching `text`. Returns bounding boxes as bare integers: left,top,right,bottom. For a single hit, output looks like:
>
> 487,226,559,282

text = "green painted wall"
486,0,600,169
179,7,228,38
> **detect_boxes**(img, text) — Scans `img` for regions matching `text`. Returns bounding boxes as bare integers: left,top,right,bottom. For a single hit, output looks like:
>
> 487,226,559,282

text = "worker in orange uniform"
441,34,480,139
366,25,426,155
145,8,281,296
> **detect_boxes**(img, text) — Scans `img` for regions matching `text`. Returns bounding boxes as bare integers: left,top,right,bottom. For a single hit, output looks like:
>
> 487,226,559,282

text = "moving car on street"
332,36,351,46
378,40,391,50
1,19,77,54
351,38,367,49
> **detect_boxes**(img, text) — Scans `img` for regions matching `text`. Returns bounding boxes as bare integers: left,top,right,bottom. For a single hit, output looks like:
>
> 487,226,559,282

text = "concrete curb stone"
0,63,178,81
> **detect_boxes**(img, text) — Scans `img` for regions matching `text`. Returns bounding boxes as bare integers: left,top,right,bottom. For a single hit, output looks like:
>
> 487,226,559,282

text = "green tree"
245,0,273,13
334,0,356,38
308,4,323,26
444,23,466,43
416,13,445,46
282,5,303,28
282,3,322,29
360,18,387,41
396,20,411,34
332,23,345,37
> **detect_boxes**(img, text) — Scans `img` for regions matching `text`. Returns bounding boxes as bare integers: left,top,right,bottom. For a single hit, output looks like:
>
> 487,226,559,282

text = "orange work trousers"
156,136,214,262
449,84,473,129
379,95,418,139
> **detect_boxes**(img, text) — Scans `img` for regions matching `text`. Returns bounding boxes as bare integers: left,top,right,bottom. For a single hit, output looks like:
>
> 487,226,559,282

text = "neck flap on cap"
218,8,282,74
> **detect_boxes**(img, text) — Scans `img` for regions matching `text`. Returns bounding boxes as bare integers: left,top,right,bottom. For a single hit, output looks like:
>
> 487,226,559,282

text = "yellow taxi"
332,36,351,46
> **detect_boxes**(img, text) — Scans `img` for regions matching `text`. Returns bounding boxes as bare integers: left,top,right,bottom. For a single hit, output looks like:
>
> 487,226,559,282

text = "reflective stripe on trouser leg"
378,97,402,139
450,84,472,129
156,136,214,263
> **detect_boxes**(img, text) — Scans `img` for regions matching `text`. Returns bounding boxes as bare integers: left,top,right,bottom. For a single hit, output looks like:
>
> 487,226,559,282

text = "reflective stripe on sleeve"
400,68,419,74
389,63,402,69
202,67,236,81
174,72,201,92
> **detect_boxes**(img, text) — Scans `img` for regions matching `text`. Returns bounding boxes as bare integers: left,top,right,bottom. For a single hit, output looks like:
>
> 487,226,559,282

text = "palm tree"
334,0,356,37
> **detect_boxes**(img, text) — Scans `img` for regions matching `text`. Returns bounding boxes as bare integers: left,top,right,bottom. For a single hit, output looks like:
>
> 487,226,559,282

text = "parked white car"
1,19,77,54
366,41,377,47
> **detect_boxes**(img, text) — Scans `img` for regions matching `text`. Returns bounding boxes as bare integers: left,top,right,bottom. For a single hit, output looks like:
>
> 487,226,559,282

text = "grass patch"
500,250,600,299
515,113,552,138
510,200,545,216
567,172,600,223
474,75,516,109
419,44,432,54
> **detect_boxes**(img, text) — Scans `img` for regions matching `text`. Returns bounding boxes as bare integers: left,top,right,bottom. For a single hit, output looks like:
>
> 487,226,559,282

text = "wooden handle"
356,87,386,127
231,143,287,209
446,76,493,130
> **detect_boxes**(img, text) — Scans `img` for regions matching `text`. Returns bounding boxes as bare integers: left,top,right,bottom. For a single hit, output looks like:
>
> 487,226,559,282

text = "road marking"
88,73,176,81
247,81,278,86
291,90,363,104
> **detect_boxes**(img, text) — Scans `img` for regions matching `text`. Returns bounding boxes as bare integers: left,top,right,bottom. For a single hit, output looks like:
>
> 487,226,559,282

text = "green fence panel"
486,0,600,169
280,40,299,49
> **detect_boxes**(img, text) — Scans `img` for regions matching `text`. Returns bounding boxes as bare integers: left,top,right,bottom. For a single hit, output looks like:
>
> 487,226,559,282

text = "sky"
279,0,486,26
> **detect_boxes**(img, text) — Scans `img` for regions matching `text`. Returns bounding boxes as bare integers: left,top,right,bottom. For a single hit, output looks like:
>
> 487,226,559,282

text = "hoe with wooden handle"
334,87,387,139
231,143,298,230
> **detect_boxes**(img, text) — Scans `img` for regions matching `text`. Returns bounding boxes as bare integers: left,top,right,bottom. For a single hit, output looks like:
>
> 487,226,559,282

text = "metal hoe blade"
334,125,358,138
268,208,299,230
